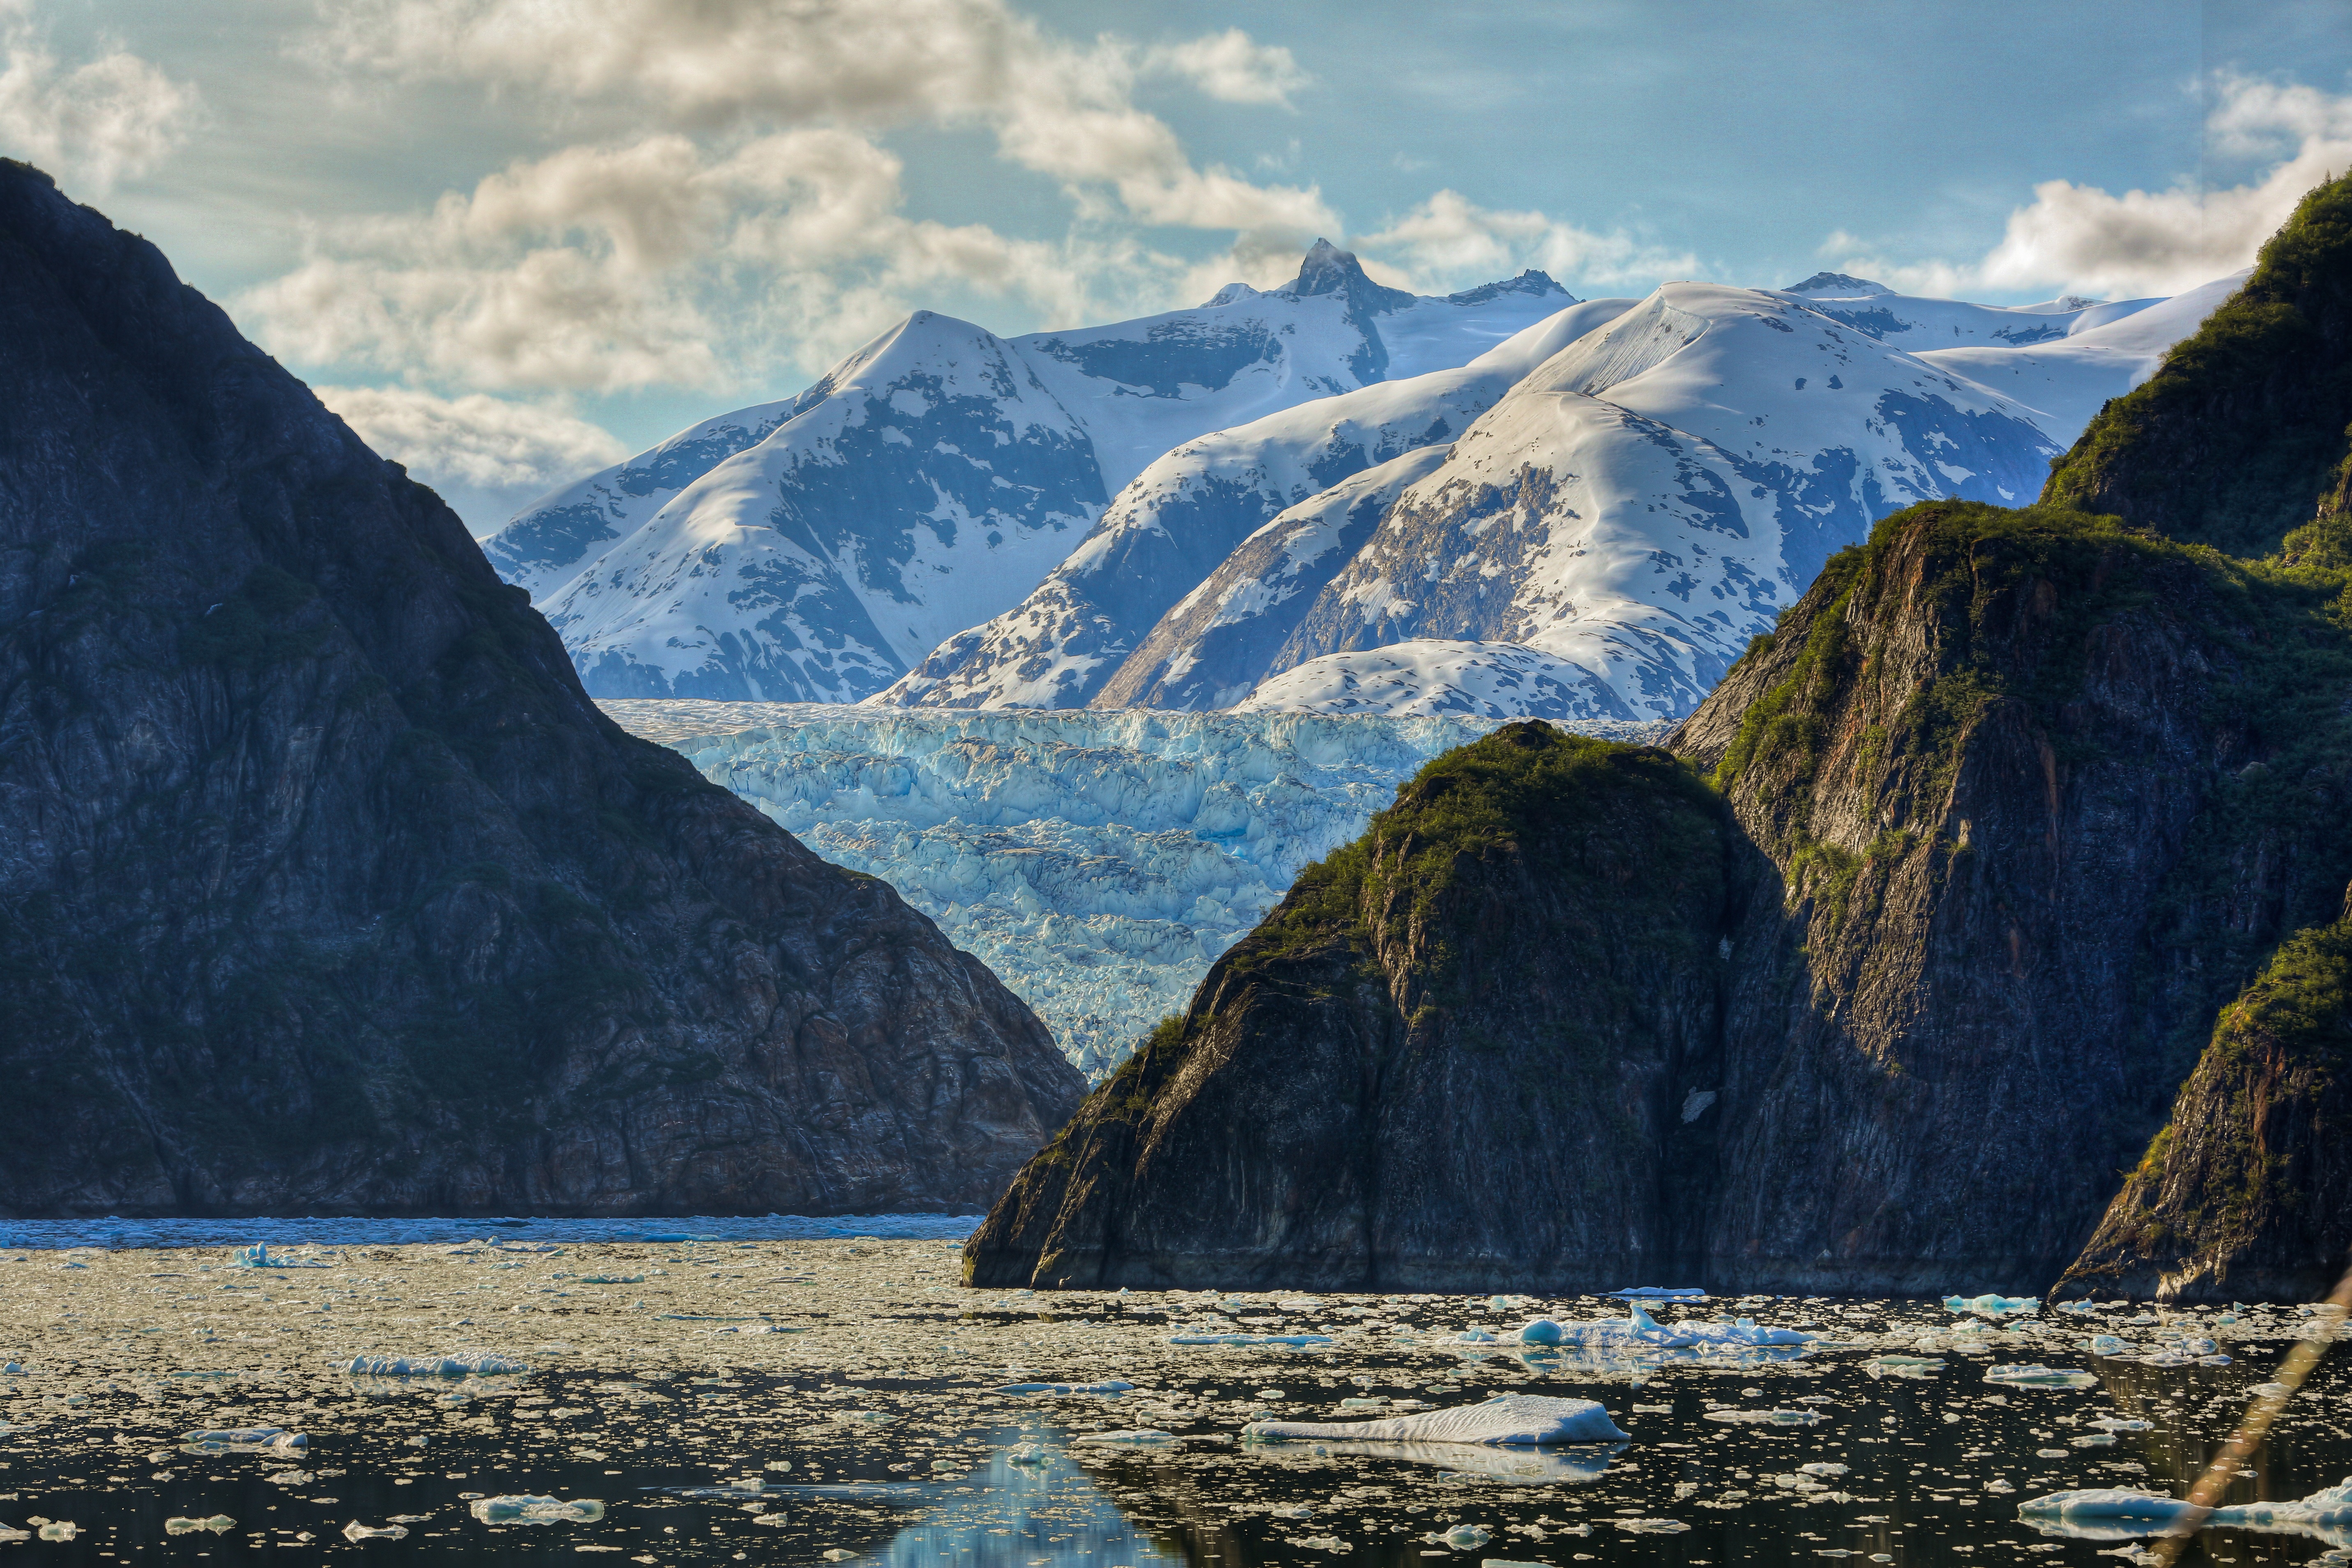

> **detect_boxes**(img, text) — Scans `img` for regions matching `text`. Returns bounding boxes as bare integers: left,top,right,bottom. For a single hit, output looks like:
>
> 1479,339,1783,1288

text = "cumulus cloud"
0,5,198,190
1356,189,1703,294
317,383,626,504
1144,30,1309,108
313,0,1332,238
1827,72,2352,301
242,129,1154,393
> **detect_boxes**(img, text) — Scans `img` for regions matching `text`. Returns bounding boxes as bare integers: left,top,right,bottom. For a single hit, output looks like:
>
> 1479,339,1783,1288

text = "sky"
6,0,2352,531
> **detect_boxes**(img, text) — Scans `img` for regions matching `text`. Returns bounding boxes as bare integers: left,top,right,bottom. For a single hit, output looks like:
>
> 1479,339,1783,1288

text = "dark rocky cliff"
0,162,1084,1217
967,502,2352,1293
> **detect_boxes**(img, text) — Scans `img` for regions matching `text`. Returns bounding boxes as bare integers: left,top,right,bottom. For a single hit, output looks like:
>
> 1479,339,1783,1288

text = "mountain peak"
1782,271,1892,299
1281,238,1417,313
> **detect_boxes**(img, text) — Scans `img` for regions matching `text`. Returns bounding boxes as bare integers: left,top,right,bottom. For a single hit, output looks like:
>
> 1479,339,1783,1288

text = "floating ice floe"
990,1379,1136,1395
181,1426,306,1453
469,1496,605,1525
1703,1409,1823,1425
1541,1301,1816,1350
1242,1393,1629,1446
1946,1294,2039,1315
341,1353,527,1377
164,1517,235,1536
1073,1430,1176,1445
1609,1287,1706,1299
2021,1481,2352,1545
1986,1365,2097,1387
1866,1356,1945,1378
1168,1333,1333,1347
2089,1335,2131,1356
342,1521,408,1542
1614,1519,1691,1533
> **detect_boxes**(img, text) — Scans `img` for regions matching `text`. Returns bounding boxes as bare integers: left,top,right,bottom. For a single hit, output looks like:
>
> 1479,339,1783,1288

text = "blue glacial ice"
1242,1393,1629,1446
606,701,1663,1074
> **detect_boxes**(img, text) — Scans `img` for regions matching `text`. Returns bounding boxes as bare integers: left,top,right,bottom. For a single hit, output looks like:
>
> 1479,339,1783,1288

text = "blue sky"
6,0,2350,527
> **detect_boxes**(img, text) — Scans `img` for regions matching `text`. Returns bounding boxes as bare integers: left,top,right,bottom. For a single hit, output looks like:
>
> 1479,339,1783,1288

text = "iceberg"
1985,1365,2097,1387
1242,1393,1629,1446
1946,1294,2039,1315
1545,1301,1816,1350
2021,1482,2352,1546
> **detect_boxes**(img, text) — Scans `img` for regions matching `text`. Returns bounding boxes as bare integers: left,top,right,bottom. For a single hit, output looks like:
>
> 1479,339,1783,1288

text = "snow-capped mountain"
879,298,1633,709
481,243,1574,700
888,271,2232,720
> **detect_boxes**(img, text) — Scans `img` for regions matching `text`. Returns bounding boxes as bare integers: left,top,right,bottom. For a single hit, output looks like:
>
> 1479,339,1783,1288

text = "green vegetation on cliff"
2042,171,2352,557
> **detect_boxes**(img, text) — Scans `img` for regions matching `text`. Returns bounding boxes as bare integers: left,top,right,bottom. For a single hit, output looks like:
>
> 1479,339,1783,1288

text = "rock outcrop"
0,162,1084,1218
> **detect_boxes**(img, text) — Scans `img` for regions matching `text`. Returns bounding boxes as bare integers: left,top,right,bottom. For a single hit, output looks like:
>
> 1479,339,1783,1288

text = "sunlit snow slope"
485,243,1572,701
603,700,1664,1076
937,271,2230,721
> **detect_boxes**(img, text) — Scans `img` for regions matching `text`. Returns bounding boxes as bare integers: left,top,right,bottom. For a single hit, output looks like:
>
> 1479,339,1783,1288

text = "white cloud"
313,0,1331,237
242,130,1160,393
1356,189,1703,294
317,384,626,508
0,6,198,191
1144,30,1309,108
1825,72,2352,301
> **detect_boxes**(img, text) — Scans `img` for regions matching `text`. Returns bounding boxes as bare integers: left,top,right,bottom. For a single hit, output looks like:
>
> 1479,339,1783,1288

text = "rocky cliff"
967,498,2352,1292
0,162,1084,1218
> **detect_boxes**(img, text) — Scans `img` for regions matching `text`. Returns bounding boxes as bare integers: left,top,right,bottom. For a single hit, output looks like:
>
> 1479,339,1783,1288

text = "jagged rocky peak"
1448,268,1568,305
1781,270,1893,297
0,160,1084,1218
1277,237,1418,312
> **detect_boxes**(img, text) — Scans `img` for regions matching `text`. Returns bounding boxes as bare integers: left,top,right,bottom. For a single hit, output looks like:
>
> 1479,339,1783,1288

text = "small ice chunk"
37,1522,78,1541
1613,1520,1691,1534
1243,1393,1628,1446
1988,1365,2097,1386
2088,1335,2131,1356
343,1522,409,1542
1608,1286,1706,1299
1440,1525,1491,1549
1456,1330,1497,1343
1073,1430,1175,1445
1703,1409,1823,1425
990,1379,1135,1395
165,1517,236,1536
1168,1333,1332,1347
1801,1463,1850,1477
182,1426,307,1453
1004,1443,1048,1466
470,1497,605,1525
1945,1294,2040,1315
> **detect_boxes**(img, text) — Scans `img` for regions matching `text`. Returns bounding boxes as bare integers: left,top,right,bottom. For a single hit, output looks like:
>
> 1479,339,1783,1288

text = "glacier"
603,699,1662,1075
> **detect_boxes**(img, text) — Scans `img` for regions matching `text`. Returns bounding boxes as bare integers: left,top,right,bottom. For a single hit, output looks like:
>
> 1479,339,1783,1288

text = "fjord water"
2,1227,2347,1568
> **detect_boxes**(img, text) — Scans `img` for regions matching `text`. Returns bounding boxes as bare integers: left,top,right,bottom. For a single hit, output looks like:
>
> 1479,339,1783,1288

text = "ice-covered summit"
1781,270,1893,297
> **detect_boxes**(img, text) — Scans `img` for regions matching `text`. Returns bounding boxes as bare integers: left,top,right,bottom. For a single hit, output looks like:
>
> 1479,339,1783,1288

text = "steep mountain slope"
484,245,1572,701
884,301,1627,710
0,161,1084,1218
967,499,2352,1291
2044,173,2352,557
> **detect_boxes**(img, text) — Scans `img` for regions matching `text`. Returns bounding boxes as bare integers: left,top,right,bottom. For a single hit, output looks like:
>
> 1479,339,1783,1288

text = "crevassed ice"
608,701,1664,1075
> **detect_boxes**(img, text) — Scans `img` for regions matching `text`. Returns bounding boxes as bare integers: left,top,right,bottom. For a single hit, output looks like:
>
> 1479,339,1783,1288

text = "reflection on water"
872,1438,1181,1568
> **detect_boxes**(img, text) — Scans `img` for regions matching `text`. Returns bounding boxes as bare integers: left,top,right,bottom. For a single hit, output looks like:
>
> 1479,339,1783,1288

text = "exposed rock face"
2061,904,2352,1303
0,162,1084,1218
968,502,2352,1292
